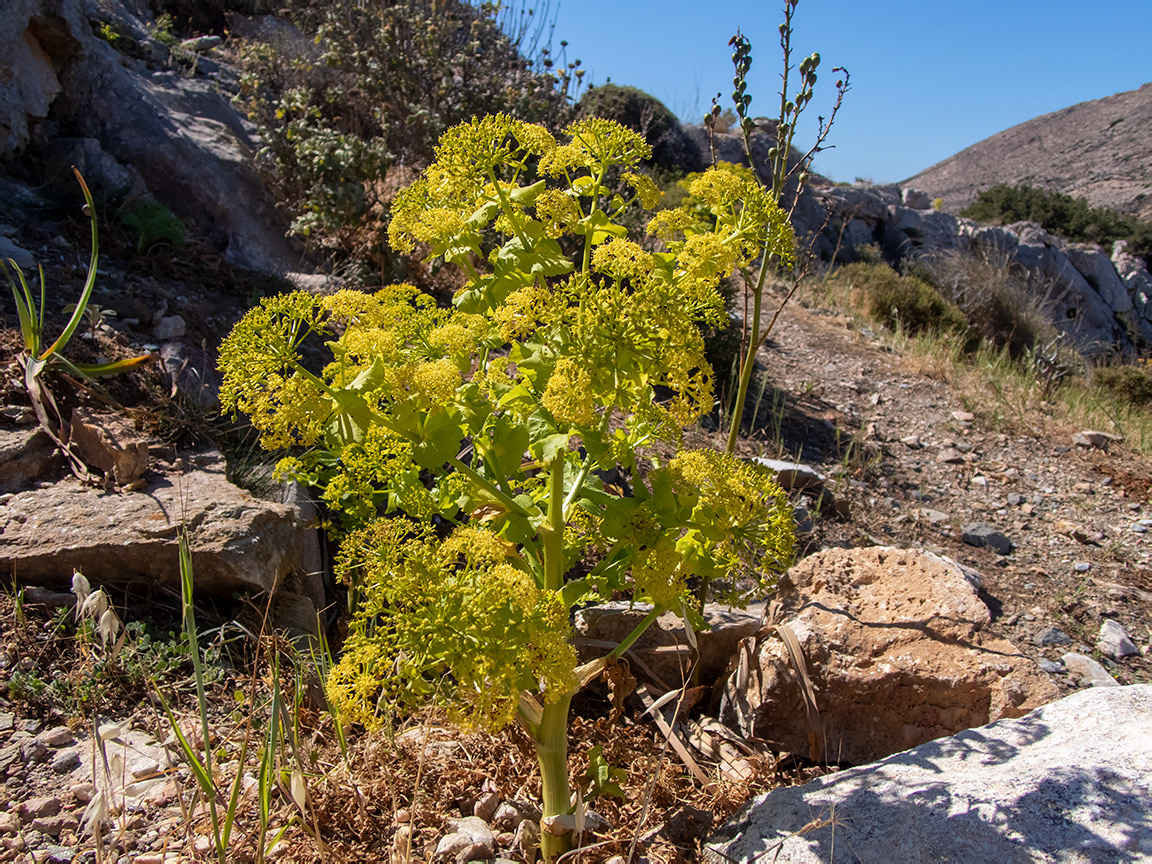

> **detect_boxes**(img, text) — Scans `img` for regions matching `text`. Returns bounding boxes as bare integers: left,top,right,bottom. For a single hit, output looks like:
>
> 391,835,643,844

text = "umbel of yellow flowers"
218,114,795,860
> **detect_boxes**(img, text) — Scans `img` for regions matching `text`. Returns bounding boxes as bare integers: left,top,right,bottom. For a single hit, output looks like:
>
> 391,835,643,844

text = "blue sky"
539,0,1150,184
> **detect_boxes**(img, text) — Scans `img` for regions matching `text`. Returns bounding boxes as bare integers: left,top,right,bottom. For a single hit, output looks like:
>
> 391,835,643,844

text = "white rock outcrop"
707,685,1152,863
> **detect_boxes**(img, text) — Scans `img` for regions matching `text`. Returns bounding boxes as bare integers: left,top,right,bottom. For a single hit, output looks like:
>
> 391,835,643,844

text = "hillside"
904,82,1152,219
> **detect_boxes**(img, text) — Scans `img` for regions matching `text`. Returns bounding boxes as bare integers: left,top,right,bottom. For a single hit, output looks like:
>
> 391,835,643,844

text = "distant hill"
904,83,1152,220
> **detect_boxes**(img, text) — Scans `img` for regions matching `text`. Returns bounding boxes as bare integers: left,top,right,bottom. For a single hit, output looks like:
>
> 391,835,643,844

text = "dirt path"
721,289,1152,691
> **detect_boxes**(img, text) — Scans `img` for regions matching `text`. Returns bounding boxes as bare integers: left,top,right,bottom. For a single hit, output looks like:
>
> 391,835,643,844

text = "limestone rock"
719,547,1058,764
1061,652,1119,688
1072,429,1122,449
1033,626,1071,648
68,408,149,485
1098,620,1138,659
901,187,933,210
159,340,222,411
0,427,62,493
1066,244,1135,315
575,601,761,688
0,236,37,269
435,816,494,863
152,315,186,341
0,450,302,594
42,137,146,199
0,0,70,158
751,457,850,519
1,0,299,274
706,685,1152,863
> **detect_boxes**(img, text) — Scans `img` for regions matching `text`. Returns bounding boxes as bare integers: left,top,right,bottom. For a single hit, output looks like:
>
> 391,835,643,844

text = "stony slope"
904,82,1152,219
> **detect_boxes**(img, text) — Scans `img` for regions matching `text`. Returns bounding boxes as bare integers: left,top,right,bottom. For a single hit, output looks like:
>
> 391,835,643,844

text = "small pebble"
1073,562,1091,573
51,750,80,774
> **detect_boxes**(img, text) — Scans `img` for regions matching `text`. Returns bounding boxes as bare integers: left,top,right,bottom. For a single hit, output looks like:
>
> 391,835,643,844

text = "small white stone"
1098,620,1139,659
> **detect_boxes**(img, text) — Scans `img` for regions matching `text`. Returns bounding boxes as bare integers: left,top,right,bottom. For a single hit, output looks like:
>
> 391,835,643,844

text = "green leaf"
63,353,155,378
497,383,537,412
3,261,38,355
326,388,375,446
509,179,546,207
575,209,627,245
512,339,555,387
411,408,462,469
466,199,500,230
487,414,529,478
42,170,99,362
495,230,573,278
560,577,592,609
582,745,626,800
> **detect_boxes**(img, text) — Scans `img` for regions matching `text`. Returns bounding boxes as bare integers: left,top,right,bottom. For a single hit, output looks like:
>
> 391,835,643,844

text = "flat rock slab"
706,685,1152,863
0,450,300,594
574,601,761,687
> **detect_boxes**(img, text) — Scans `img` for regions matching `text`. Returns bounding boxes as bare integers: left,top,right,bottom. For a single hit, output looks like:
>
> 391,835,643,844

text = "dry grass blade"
775,623,823,762
635,684,711,786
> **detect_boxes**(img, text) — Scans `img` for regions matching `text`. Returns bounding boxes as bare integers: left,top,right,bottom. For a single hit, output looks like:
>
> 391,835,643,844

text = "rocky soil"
716,290,1151,690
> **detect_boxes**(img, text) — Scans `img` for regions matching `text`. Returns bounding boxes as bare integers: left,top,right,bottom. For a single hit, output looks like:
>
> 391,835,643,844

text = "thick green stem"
724,250,772,454
536,692,574,862
535,455,572,861
447,456,531,519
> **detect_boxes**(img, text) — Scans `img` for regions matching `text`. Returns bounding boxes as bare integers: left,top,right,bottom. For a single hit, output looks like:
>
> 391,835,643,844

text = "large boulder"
1,0,299,275
0,0,75,158
707,685,1152,863
1009,224,1125,352
1112,242,1152,339
719,546,1058,765
0,450,303,595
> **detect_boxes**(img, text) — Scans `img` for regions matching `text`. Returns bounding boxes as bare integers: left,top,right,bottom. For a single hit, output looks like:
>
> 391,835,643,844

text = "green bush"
236,0,574,272
836,261,967,335
909,250,1057,358
962,184,1152,266
1095,362,1152,407
119,198,186,252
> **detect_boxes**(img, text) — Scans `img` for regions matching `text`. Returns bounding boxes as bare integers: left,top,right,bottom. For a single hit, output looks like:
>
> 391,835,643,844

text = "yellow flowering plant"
219,114,795,860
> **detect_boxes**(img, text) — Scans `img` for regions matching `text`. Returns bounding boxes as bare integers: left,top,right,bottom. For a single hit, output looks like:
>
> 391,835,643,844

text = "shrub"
962,183,1152,267
119,198,186,253
235,0,574,272
909,250,1057,358
1095,362,1152,407
835,261,967,335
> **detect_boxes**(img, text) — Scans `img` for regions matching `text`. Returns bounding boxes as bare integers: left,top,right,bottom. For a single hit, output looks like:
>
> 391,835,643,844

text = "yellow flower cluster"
632,535,686,608
623,172,662,209
542,357,596,426
493,283,556,341
218,292,329,449
326,520,578,731
591,238,656,282
534,189,581,238
390,114,556,255
666,449,796,587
